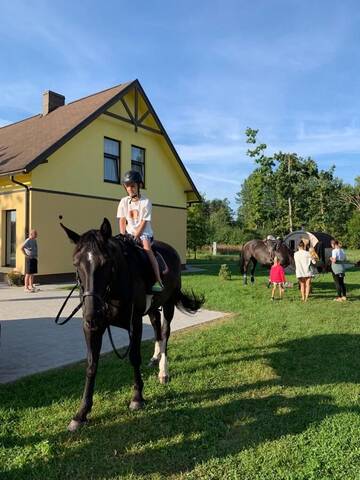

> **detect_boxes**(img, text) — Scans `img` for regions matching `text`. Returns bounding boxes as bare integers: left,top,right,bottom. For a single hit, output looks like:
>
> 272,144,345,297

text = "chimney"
42,90,65,115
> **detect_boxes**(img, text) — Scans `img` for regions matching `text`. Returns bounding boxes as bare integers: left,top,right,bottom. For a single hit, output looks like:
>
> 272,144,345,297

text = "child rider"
117,170,164,293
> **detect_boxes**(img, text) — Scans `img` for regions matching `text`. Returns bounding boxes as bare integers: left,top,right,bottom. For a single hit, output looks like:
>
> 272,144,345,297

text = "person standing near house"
331,239,347,302
21,229,39,293
117,170,164,293
294,240,316,302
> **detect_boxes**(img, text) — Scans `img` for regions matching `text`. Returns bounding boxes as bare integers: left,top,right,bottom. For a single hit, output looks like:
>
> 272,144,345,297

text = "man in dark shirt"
21,229,39,292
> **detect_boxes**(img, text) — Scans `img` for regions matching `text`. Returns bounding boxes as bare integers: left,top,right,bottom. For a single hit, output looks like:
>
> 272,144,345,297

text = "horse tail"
174,288,205,314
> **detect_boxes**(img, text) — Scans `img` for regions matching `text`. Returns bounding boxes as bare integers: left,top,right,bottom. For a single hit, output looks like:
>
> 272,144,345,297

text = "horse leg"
129,313,145,411
68,326,104,432
158,302,174,384
148,308,162,368
241,254,249,285
250,258,257,285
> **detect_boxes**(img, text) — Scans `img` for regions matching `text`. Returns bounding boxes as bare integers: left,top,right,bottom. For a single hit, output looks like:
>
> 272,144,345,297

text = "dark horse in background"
240,238,294,285
60,218,204,431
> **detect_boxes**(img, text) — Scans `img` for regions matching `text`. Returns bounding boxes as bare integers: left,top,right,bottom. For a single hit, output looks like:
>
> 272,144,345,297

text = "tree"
187,201,209,258
237,128,355,238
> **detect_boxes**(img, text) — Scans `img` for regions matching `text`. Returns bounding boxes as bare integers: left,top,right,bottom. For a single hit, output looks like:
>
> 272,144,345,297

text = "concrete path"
0,283,225,384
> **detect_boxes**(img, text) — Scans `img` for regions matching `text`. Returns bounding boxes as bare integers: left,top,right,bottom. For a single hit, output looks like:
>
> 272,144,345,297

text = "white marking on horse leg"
158,340,169,383
151,340,161,362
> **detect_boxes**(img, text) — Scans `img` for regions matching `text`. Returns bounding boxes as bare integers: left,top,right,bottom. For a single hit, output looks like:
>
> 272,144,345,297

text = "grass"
1,258,360,479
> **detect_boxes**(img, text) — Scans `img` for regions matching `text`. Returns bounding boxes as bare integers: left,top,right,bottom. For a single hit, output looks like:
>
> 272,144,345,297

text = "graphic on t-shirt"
129,208,139,220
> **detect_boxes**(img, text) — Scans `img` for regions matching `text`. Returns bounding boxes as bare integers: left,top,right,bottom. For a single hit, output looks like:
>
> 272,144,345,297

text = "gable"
0,80,200,202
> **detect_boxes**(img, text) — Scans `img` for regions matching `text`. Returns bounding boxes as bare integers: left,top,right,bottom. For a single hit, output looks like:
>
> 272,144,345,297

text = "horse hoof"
129,400,144,411
68,419,86,432
159,375,169,384
148,358,159,368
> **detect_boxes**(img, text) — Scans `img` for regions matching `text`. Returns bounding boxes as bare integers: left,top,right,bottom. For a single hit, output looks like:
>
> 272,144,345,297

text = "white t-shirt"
294,249,314,278
332,248,346,262
117,195,153,237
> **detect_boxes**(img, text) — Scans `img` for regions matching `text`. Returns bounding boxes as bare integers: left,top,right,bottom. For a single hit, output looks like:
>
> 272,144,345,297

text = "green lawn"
1,259,360,479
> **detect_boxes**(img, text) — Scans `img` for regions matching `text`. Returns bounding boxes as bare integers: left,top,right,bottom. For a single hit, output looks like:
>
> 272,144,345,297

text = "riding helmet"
122,170,144,188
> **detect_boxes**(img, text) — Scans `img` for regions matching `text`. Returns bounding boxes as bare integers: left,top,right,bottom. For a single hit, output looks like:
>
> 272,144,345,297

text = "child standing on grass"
269,256,286,301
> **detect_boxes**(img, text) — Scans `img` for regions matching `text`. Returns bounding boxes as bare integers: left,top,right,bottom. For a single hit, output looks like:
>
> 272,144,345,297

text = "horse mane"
74,230,110,263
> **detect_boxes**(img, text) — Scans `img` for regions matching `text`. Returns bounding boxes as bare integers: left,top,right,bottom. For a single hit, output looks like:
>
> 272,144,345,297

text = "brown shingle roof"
0,81,134,176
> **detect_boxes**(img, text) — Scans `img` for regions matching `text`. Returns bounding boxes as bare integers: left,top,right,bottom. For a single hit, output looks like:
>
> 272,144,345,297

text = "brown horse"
240,239,294,285
60,218,204,431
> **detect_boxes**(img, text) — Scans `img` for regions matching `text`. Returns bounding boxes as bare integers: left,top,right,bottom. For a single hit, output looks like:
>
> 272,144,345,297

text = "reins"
55,275,133,361
55,280,82,325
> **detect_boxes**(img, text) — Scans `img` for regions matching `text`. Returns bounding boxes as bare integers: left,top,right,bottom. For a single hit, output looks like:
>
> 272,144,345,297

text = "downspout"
10,175,30,239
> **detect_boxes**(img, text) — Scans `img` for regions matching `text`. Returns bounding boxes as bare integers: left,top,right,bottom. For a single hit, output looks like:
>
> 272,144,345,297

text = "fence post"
212,242,217,256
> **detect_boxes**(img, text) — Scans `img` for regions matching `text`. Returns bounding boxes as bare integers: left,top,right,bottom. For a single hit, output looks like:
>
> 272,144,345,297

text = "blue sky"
1,0,360,212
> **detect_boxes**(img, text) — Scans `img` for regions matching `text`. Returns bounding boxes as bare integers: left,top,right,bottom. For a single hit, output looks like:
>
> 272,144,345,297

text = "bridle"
55,269,133,361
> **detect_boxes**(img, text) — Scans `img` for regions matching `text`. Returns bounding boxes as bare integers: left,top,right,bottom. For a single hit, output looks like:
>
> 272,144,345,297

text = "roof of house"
0,79,200,200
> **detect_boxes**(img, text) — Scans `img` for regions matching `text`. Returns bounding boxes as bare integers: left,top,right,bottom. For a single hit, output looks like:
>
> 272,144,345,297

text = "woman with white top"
294,240,316,302
331,239,347,302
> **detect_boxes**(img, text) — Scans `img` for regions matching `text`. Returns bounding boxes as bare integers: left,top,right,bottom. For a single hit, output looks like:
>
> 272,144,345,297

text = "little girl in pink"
269,256,286,301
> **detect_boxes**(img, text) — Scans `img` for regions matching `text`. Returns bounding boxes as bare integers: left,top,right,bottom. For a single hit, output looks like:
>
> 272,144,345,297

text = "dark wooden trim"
134,87,138,132
133,80,201,201
138,110,150,124
6,78,200,202
29,187,187,210
31,188,120,202
24,81,136,174
104,111,134,125
138,123,163,135
121,97,135,123
104,110,162,135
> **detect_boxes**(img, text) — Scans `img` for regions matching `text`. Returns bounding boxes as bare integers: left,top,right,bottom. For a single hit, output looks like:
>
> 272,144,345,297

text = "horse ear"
100,218,112,240
60,223,80,244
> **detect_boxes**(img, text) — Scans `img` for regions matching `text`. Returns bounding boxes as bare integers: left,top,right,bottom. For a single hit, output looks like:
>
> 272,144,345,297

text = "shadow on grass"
3,334,360,478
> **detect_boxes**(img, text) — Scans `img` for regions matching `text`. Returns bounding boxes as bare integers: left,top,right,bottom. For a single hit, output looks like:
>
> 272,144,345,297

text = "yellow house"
0,80,200,282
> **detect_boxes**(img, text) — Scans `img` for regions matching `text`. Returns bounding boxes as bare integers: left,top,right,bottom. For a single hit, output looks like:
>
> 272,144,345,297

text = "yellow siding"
30,190,186,275
1,89,195,276
31,96,190,208
0,190,26,271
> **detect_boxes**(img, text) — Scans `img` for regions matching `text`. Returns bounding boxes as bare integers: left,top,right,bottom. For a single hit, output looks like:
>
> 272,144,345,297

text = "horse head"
61,218,115,330
277,240,295,269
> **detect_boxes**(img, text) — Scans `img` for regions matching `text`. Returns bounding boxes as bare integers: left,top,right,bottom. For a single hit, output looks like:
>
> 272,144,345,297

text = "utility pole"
288,154,293,232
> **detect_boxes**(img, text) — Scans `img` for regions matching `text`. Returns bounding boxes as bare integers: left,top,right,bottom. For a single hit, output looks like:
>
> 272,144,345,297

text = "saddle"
115,235,167,294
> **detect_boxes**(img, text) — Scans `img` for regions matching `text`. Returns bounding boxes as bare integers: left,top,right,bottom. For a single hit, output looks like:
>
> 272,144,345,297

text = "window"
5,210,16,267
131,145,145,187
104,137,120,183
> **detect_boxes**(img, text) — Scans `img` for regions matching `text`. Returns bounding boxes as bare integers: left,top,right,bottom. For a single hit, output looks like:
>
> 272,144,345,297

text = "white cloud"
189,171,241,186
270,125,360,158
177,142,249,164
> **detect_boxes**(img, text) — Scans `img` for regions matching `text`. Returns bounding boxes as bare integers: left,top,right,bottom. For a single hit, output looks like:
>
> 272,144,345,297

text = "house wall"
30,190,186,275
0,189,27,272
31,98,189,208
0,92,193,278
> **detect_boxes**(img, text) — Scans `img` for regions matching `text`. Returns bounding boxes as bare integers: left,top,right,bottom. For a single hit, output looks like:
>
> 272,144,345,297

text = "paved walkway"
0,283,225,384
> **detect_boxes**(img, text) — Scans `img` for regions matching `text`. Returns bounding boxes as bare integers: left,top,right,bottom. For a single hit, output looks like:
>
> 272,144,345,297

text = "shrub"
218,264,231,280
6,270,24,286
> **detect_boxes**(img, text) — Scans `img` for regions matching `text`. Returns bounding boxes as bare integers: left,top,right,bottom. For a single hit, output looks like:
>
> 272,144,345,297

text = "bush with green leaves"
6,270,24,286
218,264,231,280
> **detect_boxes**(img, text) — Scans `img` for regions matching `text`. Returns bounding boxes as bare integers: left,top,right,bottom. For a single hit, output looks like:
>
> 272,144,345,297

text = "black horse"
60,218,204,431
240,239,294,285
